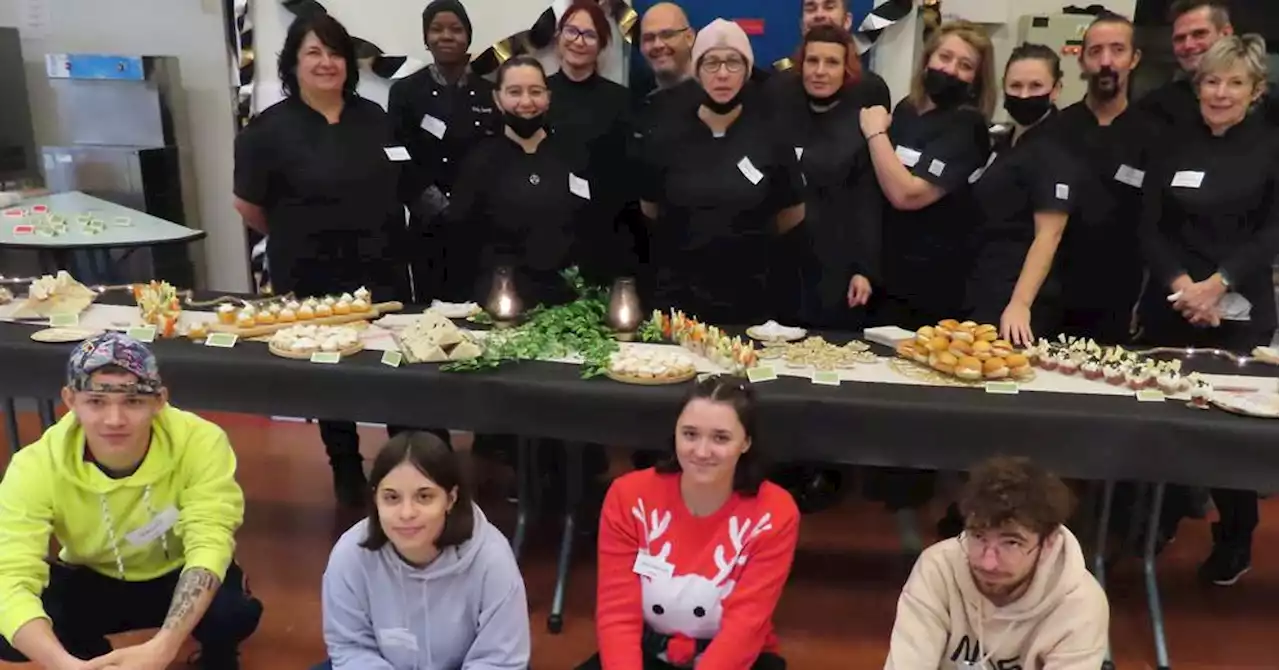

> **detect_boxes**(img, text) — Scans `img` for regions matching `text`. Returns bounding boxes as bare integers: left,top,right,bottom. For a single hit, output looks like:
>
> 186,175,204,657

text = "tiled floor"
1,411,1275,669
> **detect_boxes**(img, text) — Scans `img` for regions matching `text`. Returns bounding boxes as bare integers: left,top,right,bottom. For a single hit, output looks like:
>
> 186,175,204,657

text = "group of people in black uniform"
232,0,1276,588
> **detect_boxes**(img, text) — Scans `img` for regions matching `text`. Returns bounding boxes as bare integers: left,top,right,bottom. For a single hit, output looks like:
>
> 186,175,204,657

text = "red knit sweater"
595,468,800,669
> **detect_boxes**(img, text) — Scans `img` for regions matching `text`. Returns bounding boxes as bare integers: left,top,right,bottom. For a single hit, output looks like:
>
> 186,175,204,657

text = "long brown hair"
906,20,997,120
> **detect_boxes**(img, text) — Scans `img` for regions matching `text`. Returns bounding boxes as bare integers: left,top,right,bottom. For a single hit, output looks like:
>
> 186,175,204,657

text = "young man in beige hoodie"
885,456,1109,670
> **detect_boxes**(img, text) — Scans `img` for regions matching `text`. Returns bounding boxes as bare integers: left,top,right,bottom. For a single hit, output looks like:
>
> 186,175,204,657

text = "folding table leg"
1093,481,1116,669
510,438,532,562
37,399,56,430
3,397,19,455
548,442,583,634
1143,483,1171,670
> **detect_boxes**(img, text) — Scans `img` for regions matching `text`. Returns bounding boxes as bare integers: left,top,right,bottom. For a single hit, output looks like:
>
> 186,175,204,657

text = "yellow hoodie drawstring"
98,485,169,578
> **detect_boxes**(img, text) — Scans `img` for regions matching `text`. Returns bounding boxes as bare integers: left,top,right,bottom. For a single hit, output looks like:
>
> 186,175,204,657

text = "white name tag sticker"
419,113,447,140
1114,164,1145,188
383,146,411,162
633,552,675,580
894,145,922,167
1055,183,1070,200
794,147,804,161
1171,170,1204,189
377,628,420,652
569,173,591,200
125,506,179,548
737,157,764,185
928,159,946,177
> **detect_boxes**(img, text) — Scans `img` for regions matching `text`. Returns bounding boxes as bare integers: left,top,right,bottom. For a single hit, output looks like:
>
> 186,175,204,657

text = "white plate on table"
429,300,482,319
746,320,807,343
1211,389,1279,419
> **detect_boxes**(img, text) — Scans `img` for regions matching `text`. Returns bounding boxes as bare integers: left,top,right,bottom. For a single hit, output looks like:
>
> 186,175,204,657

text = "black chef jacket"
770,73,890,329
1050,101,1163,343
444,131,596,307
875,101,990,329
966,112,1079,333
641,103,806,325
1139,114,1278,347
233,95,412,299
1136,78,1279,134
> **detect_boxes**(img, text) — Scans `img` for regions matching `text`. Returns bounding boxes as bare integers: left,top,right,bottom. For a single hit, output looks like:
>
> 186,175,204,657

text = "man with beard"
885,457,1109,669
1136,0,1277,130
1053,12,1161,344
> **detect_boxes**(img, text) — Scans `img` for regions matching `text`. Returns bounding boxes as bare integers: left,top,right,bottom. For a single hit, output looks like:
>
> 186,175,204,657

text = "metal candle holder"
485,267,523,328
606,277,642,340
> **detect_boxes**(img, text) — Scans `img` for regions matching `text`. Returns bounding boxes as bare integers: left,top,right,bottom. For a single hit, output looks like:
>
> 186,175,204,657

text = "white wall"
0,0,250,291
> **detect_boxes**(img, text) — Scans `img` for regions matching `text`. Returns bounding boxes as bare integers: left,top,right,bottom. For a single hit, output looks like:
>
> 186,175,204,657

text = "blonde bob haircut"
906,20,998,121
1194,33,1269,97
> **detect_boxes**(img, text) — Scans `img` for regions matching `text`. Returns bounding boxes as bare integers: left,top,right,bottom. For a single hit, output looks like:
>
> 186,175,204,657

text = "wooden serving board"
605,369,698,386
268,341,365,360
208,301,403,338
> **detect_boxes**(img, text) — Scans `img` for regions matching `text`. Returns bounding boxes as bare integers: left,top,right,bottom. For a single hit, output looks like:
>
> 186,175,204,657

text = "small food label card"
204,333,238,348
381,350,403,368
1136,389,1166,402
49,312,79,327
812,371,840,386
984,381,1019,395
310,351,342,364
747,366,778,383
127,325,157,343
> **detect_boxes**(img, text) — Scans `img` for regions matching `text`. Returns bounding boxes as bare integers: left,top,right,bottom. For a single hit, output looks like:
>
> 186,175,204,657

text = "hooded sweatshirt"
0,406,244,642
885,526,1109,670
322,505,530,670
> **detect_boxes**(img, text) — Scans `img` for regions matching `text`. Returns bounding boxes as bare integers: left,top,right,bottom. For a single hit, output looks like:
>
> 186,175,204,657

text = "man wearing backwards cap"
0,333,261,670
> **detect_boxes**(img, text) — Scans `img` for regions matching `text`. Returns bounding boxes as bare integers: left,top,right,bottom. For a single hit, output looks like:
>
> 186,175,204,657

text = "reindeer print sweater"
595,468,800,670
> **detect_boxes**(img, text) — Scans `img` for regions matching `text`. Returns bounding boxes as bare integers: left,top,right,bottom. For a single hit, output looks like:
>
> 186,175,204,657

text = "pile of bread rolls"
895,319,1033,382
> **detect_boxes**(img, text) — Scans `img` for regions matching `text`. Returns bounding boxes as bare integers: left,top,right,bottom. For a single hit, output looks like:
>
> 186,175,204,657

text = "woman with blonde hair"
1139,33,1276,587
860,21,998,520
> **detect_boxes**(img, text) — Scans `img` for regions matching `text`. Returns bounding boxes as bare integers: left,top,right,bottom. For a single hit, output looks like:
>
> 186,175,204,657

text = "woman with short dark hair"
579,376,800,670
317,432,530,670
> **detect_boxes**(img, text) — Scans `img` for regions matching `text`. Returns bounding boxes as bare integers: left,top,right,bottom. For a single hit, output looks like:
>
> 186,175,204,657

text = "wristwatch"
1216,268,1233,289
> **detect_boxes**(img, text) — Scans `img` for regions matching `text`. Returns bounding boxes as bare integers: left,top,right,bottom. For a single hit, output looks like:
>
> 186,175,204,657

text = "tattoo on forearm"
162,568,221,631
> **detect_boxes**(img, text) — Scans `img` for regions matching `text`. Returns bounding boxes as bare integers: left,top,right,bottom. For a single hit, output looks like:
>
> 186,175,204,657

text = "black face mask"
923,68,972,108
1087,66,1121,100
1004,93,1054,126
503,111,544,139
702,89,744,115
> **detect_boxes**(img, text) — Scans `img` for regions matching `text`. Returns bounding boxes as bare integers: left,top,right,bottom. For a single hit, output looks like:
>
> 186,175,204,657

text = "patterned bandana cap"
67,332,162,395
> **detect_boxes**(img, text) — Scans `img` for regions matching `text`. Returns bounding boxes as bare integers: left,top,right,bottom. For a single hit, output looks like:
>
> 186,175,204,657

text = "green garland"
442,268,623,378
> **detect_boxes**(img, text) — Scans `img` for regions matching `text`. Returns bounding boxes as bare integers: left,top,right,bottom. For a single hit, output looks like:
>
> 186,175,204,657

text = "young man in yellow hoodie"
885,456,1109,670
0,333,262,670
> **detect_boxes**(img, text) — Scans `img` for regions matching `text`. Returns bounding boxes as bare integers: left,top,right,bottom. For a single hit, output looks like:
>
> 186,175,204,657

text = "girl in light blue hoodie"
317,432,531,670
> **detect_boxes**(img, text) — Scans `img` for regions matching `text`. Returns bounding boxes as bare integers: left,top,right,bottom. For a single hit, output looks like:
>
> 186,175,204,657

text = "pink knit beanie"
692,19,755,72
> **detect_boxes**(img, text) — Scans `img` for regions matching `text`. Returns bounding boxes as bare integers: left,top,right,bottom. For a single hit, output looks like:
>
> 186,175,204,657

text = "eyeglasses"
562,25,600,45
640,27,690,45
700,58,746,74
960,531,1037,561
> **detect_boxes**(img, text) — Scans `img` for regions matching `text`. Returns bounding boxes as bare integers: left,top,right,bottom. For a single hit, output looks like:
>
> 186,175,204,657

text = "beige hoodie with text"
885,526,1109,670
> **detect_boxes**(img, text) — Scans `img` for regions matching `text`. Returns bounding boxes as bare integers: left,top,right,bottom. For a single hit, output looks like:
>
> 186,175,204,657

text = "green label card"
1136,389,1165,402
310,351,342,364
984,381,1020,395
127,325,157,343
812,370,841,386
204,333,238,348
747,366,778,383
381,350,403,368
49,313,79,327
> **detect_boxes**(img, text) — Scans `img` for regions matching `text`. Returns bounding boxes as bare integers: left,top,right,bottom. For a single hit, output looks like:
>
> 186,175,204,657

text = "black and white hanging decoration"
853,0,915,54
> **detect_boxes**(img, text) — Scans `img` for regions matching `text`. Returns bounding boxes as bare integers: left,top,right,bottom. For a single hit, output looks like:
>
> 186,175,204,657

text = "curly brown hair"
959,456,1074,538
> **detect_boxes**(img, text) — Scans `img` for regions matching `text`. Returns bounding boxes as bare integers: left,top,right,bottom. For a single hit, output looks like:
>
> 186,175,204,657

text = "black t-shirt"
1136,78,1279,135
1140,114,1279,335
444,132,594,306
232,95,411,296
966,112,1080,321
879,101,991,319
386,68,501,199
1050,100,1163,308
641,104,805,324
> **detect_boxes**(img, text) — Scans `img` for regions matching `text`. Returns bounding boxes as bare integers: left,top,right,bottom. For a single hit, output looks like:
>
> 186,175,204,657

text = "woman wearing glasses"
546,0,633,282
640,19,805,325
885,456,1108,668
579,375,799,670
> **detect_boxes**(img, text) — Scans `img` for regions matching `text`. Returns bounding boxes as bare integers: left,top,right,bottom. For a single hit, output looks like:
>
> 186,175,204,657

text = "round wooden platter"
605,368,698,386
208,301,403,338
268,341,365,360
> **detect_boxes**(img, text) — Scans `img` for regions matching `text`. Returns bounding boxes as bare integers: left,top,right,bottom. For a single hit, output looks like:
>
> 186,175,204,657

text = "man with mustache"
1052,12,1161,344
1136,0,1276,130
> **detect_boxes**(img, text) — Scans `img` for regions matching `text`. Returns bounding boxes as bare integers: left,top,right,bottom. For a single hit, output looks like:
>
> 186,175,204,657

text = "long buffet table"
0,306,1275,492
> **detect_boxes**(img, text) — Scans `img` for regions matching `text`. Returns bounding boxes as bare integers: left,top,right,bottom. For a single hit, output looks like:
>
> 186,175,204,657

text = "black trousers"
319,422,452,469
575,652,786,670
0,561,261,664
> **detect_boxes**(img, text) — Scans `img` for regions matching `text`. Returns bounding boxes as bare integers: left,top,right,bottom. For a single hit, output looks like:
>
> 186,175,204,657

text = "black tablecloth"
0,310,1275,491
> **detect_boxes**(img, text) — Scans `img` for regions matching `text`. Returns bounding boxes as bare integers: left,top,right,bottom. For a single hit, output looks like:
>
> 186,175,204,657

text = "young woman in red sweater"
577,376,801,670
